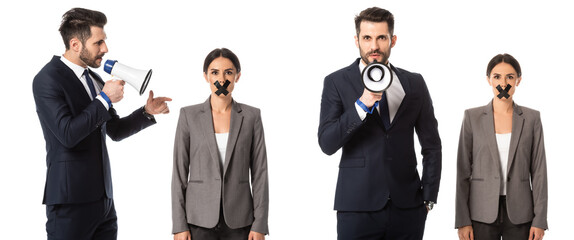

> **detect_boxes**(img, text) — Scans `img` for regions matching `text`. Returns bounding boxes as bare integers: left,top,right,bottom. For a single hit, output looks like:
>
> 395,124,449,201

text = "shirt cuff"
355,102,367,121
96,95,110,110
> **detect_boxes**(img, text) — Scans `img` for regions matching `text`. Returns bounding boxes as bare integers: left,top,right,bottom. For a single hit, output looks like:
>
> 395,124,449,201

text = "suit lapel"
507,103,524,174
199,98,223,175
389,65,410,130
223,100,243,176
481,102,503,172
52,56,93,103
88,69,105,90
346,59,365,100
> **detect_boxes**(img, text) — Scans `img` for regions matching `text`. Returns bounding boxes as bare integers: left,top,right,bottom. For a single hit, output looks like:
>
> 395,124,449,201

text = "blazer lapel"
199,97,223,175
88,69,105,90
481,101,502,172
52,56,93,104
346,59,366,100
223,100,244,176
507,103,524,174
389,65,410,129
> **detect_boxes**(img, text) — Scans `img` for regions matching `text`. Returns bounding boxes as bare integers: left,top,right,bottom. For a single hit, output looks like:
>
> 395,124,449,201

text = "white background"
1,0,572,239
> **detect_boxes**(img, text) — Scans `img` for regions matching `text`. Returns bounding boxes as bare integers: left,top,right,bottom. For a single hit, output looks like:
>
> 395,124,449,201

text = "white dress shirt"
60,55,109,110
215,132,229,166
496,132,512,195
355,61,405,122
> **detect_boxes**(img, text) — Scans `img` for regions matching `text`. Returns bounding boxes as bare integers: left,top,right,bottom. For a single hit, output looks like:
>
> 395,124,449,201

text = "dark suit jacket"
33,56,156,205
172,98,269,235
455,101,548,229
318,59,441,211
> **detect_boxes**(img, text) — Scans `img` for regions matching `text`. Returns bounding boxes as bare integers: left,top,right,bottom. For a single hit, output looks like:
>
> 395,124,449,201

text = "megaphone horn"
361,60,393,93
103,60,152,95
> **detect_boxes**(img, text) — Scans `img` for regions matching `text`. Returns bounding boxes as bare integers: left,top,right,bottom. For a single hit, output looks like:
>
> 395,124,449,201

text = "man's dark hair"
354,7,395,37
203,48,241,73
59,8,107,50
486,53,522,77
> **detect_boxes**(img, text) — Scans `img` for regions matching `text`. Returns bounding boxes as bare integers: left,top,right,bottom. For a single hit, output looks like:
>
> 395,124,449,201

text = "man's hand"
248,231,265,240
457,225,474,240
528,227,544,240
359,88,382,108
144,90,172,115
173,231,191,240
101,80,125,103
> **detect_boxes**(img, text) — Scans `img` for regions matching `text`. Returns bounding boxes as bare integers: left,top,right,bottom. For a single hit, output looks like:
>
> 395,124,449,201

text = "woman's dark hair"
59,8,107,50
203,48,241,73
354,7,395,37
486,53,522,77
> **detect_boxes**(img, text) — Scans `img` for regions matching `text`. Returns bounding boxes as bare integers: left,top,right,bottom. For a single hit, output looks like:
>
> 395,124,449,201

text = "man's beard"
360,47,391,65
79,47,104,68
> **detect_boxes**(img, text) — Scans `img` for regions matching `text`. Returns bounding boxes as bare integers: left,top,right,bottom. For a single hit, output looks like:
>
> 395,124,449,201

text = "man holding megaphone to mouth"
318,7,442,239
33,7,171,240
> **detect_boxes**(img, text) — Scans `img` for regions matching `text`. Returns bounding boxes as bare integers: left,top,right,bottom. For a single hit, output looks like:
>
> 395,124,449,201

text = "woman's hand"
457,225,474,240
529,227,544,240
173,231,191,240
248,231,265,240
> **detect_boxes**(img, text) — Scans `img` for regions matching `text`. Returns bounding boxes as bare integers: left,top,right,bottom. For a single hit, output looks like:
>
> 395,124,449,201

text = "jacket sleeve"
530,112,548,230
455,110,473,228
250,110,269,235
171,108,191,234
318,75,364,155
415,78,442,203
105,106,156,141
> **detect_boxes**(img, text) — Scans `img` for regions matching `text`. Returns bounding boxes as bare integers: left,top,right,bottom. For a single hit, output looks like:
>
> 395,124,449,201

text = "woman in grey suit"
172,48,268,240
455,54,547,240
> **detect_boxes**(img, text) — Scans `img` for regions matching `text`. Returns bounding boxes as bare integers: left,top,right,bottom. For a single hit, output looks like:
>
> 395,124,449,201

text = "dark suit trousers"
337,200,427,240
472,196,531,240
188,205,251,240
46,198,117,240
189,223,250,240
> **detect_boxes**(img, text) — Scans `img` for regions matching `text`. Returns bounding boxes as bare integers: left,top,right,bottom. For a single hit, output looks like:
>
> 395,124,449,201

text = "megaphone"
361,60,393,93
103,60,152,95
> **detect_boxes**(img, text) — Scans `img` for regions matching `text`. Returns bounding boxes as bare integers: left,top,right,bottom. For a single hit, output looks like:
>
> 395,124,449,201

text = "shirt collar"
60,55,89,80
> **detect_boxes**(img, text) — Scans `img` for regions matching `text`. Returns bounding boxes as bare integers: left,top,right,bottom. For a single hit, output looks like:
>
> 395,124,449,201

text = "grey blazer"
172,98,269,235
455,101,548,230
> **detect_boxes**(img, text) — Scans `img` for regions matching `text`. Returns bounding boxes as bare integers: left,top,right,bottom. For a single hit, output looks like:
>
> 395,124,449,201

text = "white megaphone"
361,60,393,93
103,60,152,95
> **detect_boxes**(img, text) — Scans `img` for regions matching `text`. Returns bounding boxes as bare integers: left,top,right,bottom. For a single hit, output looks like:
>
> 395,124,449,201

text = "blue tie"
83,70,97,100
380,91,391,130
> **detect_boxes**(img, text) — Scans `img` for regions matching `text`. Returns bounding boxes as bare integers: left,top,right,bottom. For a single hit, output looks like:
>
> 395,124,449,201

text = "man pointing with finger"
32,7,171,240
